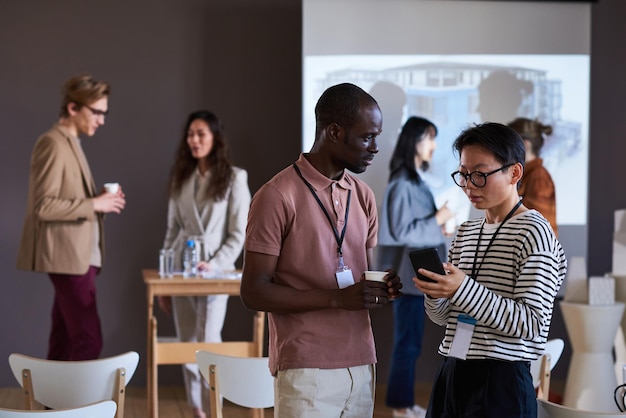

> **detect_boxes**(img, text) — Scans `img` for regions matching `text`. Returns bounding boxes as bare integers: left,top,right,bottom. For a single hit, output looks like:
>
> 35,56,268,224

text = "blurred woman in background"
507,117,557,235
378,116,453,418
159,110,251,418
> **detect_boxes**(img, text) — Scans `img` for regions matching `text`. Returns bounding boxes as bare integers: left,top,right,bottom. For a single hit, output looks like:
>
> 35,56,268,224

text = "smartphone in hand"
409,248,445,283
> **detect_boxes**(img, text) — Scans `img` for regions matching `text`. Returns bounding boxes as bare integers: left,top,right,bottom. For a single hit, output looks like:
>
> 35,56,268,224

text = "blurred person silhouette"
476,70,533,124
361,81,407,205
241,83,402,417
158,110,251,418
377,116,453,418
16,73,126,361
507,117,557,236
467,69,535,221
414,123,566,418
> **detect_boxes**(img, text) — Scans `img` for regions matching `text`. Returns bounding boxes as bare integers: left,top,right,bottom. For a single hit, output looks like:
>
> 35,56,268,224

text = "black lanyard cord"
293,163,352,257
470,199,523,279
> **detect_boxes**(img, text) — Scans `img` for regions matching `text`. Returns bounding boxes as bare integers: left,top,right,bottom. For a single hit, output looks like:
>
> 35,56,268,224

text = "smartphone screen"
409,248,445,283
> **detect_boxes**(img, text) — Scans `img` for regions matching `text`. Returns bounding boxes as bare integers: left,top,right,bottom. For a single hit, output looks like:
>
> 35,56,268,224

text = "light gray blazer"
162,167,251,271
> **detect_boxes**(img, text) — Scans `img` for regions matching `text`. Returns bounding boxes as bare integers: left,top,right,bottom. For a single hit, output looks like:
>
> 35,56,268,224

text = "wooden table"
143,269,265,418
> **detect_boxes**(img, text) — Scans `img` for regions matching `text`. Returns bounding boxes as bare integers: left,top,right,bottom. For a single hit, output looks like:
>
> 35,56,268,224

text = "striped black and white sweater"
425,209,567,362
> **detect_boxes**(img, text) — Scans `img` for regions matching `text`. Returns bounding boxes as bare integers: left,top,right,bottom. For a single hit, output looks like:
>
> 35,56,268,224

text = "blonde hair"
59,74,110,118
507,117,552,156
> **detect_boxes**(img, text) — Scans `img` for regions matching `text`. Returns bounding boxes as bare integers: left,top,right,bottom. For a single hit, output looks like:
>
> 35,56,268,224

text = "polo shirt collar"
295,153,353,191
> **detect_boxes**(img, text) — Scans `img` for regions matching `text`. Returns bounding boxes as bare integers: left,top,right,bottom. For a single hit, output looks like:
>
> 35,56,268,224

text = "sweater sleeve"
449,224,564,341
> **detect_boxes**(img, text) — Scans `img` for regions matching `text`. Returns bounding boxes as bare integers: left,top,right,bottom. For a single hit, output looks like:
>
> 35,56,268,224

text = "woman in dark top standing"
378,116,453,418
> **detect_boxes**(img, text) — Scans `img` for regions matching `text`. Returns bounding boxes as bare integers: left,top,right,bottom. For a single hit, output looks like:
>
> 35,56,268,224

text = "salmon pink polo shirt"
245,153,378,375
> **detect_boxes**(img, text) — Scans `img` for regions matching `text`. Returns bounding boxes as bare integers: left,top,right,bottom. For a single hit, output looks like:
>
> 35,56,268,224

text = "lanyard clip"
338,250,345,270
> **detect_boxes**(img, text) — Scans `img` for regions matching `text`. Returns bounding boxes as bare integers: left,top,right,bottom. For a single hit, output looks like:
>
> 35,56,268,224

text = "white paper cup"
104,182,120,194
364,270,387,282
445,218,457,235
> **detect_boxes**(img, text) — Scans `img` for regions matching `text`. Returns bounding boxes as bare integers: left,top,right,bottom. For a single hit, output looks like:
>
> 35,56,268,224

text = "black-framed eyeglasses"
84,105,109,118
451,163,514,188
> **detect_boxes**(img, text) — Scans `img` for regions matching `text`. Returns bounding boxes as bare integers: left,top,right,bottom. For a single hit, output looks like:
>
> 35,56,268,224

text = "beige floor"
0,380,564,417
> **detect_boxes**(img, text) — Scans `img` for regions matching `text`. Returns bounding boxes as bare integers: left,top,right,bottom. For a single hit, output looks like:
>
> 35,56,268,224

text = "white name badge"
336,267,355,289
449,314,476,360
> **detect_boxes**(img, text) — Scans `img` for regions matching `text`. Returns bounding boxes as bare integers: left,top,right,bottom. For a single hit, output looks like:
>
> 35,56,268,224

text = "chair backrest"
0,400,117,418
537,399,626,418
530,338,565,392
195,350,274,416
8,351,139,416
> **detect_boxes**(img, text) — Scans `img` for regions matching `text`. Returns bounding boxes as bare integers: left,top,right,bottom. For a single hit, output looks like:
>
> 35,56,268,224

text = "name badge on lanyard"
336,267,354,289
449,314,476,360
449,199,523,359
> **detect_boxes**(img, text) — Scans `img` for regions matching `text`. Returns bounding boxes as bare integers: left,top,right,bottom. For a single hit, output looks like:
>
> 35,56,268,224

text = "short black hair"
453,122,525,168
314,83,378,136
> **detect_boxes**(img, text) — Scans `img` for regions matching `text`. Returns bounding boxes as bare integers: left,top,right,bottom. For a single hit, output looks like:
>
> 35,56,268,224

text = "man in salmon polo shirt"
241,82,402,417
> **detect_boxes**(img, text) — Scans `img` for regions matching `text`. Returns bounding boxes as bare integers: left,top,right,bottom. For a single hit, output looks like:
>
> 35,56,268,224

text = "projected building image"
304,55,589,228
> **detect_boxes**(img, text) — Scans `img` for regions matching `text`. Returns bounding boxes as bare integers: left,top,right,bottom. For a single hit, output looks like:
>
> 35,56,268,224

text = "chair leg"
537,354,552,401
209,365,223,418
21,369,37,410
113,367,127,418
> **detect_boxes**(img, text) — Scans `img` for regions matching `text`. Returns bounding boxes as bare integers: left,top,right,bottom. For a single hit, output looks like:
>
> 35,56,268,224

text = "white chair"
0,400,117,418
195,350,274,418
8,351,139,418
530,338,565,400
537,399,626,417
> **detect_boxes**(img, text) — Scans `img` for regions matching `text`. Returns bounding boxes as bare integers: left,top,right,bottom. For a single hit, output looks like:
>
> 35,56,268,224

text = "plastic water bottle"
183,239,198,278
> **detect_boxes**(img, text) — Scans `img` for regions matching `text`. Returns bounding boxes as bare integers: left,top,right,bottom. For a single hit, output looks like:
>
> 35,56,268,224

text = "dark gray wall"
0,0,301,387
588,0,626,276
1,0,625,390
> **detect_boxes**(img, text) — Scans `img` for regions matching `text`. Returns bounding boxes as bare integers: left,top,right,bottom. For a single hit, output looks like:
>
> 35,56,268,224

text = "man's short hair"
60,74,110,118
314,83,378,135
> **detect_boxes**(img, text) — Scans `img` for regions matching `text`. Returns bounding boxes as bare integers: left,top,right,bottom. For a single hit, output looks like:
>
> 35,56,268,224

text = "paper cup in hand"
104,183,120,194
364,270,387,282
445,218,456,235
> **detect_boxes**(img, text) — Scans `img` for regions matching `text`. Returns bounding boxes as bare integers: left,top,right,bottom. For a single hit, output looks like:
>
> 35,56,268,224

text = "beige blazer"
163,167,250,271
16,124,104,275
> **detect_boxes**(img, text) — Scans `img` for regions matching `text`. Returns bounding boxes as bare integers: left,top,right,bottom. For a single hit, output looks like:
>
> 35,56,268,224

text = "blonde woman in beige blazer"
16,74,126,361
159,110,250,418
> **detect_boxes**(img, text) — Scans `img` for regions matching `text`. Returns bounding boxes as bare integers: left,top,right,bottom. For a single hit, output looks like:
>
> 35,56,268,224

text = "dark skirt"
426,356,537,418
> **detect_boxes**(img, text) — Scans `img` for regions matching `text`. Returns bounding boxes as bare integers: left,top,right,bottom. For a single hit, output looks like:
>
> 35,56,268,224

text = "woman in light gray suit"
159,110,251,418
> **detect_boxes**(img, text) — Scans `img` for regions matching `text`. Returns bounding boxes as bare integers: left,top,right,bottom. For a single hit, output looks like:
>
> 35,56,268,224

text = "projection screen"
303,0,591,262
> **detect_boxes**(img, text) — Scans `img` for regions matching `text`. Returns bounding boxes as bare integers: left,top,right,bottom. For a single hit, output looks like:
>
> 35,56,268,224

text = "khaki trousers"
275,364,376,417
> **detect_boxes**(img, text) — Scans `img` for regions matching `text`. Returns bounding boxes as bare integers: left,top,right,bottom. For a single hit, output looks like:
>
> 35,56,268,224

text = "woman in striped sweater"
414,123,567,418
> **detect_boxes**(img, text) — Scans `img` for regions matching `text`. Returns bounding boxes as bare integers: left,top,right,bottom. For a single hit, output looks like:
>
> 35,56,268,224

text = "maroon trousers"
47,266,103,360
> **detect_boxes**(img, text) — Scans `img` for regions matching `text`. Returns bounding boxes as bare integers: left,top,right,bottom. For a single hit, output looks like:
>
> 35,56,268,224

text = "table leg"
147,285,157,418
